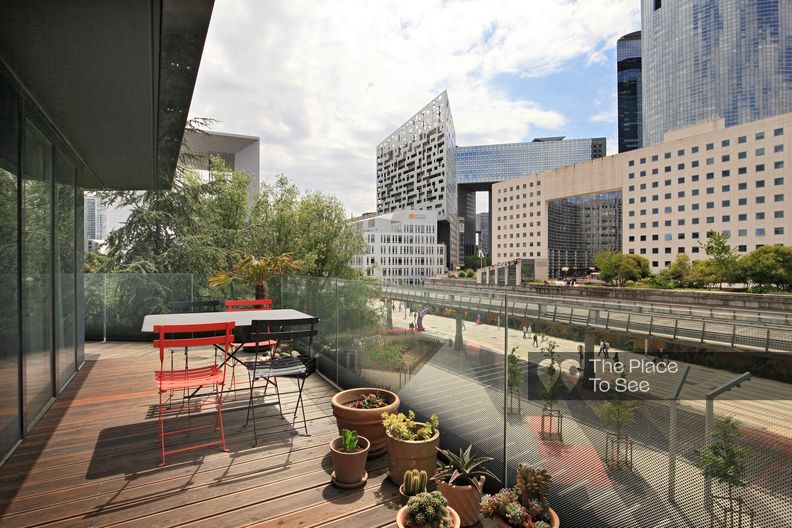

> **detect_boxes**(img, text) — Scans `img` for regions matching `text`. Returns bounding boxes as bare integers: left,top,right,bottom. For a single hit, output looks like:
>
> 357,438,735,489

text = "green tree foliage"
653,254,699,289
464,254,490,270
84,251,111,273
697,417,751,502
594,249,651,286
739,245,792,291
700,231,739,289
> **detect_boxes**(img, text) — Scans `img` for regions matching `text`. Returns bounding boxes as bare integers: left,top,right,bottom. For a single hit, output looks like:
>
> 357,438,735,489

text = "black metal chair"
240,317,319,444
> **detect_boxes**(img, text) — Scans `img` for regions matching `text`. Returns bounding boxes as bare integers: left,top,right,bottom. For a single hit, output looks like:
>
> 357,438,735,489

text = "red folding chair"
153,321,235,467
225,299,273,311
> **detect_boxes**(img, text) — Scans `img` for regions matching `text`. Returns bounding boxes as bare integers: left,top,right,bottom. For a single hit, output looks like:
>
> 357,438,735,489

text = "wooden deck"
0,342,401,528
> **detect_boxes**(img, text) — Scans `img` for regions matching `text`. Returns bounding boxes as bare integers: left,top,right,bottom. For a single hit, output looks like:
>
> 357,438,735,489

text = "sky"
189,0,641,216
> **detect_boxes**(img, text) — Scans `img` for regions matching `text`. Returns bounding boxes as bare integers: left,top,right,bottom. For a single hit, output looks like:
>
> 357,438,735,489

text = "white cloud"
190,0,640,215
590,110,616,124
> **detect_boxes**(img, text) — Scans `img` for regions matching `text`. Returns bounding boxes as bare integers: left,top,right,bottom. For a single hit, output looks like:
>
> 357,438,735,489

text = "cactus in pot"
403,469,428,496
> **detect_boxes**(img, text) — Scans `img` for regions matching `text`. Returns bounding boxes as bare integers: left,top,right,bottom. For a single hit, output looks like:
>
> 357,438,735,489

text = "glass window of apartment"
628,159,635,166
756,228,766,236
756,196,765,204
664,206,672,213
738,245,747,252
678,217,685,224
722,184,730,192
677,233,685,239
738,136,746,144
664,233,672,241
652,168,659,175
756,132,765,140
692,246,700,254
774,161,784,169
706,158,714,165
775,177,784,185
722,215,730,222
692,160,700,168
692,174,699,182
706,172,714,179
756,180,765,188
652,181,658,188
640,183,647,190
640,170,646,177
692,232,700,239
640,157,646,164
692,201,700,208
738,229,747,237
706,217,715,224
692,218,700,224
664,165,671,173
738,167,747,175
652,221,659,228
664,152,671,159
692,146,700,153
775,194,784,202
774,128,783,136
722,170,730,177
756,148,765,156
677,177,685,184
678,191,685,198
651,154,658,162
706,187,714,194
738,182,747,190
774,227,785,235
664,192,671,199
756,212,765,220
22,120,54,427
775,210,784,219
665,179,672,186
722,200,730,207
721,139,730,147
738,213,747,221
677,163,685,170
706,143,714,150
738,198,747,206
774,144,783,153
738,151,747,159
652,207,659,214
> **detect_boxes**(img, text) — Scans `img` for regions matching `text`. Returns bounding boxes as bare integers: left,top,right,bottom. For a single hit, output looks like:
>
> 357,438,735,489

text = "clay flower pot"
386,427,440,485
493,507,560,528
437,478,484,527
331,388,399,458
396,505,460,528
329,435,370,489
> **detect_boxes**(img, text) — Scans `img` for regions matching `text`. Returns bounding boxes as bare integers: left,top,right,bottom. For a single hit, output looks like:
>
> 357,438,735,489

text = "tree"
739,245,792,291
594,250,651,286
84,251,111,273
507,346,523,414
700,231,739,289
698,417,751,507
209,253,302,300
653,254,694,289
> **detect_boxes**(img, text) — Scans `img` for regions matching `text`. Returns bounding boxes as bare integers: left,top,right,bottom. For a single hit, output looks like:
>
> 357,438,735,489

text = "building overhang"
0,0,214,190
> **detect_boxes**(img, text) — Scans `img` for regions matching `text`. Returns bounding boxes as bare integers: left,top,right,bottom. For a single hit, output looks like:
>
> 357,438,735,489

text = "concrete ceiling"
0,0,213,190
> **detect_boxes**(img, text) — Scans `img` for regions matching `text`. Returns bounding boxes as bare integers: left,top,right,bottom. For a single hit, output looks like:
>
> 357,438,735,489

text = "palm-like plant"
434,445,501,492
209,253,302,299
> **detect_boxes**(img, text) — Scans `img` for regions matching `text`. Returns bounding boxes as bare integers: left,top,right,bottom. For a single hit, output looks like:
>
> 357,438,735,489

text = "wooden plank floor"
0,342,401,528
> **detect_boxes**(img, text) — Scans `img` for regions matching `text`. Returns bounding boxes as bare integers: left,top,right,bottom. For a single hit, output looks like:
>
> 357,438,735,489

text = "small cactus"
403,469,428,496
405,491,452,528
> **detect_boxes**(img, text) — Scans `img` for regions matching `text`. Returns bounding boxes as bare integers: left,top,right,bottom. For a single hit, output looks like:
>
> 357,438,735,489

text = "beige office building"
492,113,792,279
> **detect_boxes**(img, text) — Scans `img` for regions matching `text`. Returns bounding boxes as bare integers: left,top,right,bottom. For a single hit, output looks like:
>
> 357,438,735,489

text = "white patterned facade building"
349,210,446,285
376,92,458,269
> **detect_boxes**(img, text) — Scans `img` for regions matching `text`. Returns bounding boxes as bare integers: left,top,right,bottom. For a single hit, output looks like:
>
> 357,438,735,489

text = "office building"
182,130,261,196
492,113,792,279
83,194,107,242
476,212,490,257
349,210,446,285
617,31,642,152
0,1,211,463
641,0,792,146
377,91,605,268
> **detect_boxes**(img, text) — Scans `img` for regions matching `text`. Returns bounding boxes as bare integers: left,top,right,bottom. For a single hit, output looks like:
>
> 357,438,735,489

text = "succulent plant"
480,488,530,527
382,410,439,441
433,445,501,493
533,522,551,528
346,392,387,409
405,491,452,528
341,429,359,453
514,464,551,508
403,469,428,496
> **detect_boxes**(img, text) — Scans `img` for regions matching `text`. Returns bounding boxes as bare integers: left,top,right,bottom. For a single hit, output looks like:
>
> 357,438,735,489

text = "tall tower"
376,91,458,269
642,0,792,146
617,31,642,152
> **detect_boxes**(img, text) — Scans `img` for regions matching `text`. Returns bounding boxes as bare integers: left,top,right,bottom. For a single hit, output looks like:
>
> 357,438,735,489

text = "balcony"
1,274,790,527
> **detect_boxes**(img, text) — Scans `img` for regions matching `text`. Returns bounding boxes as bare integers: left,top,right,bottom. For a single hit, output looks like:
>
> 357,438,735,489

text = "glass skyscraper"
642,0,792,146
617,31,642,152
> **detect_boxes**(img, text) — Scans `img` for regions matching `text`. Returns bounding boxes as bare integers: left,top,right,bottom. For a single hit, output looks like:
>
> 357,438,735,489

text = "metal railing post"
668,365,690,503
503,293,509,487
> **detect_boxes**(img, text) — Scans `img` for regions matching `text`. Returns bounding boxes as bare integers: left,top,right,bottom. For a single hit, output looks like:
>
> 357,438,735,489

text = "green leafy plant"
341,429,359,453
514,464,551,510
209,253,302,300
403,469,428,496
540,336,559,375
507,346,523,414
346,391,387,409
382,410,439,441
434,445,500,493
404,491,453,528
697,416,752,504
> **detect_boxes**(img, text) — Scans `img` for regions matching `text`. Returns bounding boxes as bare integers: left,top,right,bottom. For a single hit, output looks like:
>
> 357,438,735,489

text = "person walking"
522,325,528,339
612,352,620,366
604,341,610,359
532,332,539,348
577,344,584,373
598,340,605,357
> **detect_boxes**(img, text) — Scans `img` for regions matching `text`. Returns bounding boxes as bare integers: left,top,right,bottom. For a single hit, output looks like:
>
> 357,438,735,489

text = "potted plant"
480,464,559,528
697,416,754,527
399,469,428,503
396,491,460,528
434,445,501,527
329,429,370,489
208,253,302,299
382,410,440,485
331,388,399,457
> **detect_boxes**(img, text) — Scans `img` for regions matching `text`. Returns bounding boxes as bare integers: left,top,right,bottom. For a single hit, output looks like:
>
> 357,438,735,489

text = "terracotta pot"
330,435,370,488
493,508,560,528
437,478,483,527
386,427,440,485
331,388,399,458
396,505,460,528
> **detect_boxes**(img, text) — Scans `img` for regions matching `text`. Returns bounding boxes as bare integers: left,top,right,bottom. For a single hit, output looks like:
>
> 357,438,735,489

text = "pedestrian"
612,352,620,364
577,344,584,373
532,333,539,347
604,341,610,359
598,340,605,357
522,325,528,339
462,319,466,331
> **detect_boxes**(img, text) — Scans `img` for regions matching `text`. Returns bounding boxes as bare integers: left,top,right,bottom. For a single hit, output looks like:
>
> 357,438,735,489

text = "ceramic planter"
331,388,399,458
396,505,460,528
437,478,484,527
329,435,370,489
386,427,440,485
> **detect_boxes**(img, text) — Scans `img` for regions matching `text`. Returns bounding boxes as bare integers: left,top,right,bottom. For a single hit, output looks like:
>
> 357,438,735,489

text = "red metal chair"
153,321,235,467
225,299,273,311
